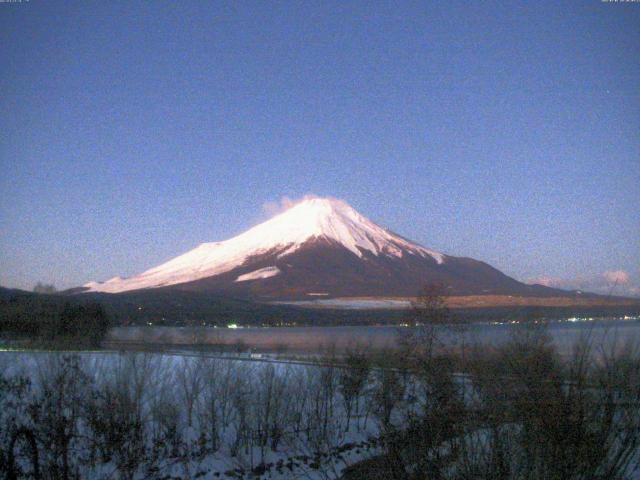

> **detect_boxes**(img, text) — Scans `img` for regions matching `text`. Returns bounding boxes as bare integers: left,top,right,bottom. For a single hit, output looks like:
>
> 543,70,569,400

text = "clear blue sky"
1,1,639,295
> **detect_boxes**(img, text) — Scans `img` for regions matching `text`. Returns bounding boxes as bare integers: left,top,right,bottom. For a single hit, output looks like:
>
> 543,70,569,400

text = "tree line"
0,291,111,347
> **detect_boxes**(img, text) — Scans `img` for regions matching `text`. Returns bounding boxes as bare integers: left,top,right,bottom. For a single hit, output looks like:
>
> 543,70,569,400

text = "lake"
107,316,640,355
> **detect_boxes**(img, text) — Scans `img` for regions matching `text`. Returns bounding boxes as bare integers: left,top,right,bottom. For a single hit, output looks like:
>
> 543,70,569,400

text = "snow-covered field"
3,340,640,479
0,351,381,479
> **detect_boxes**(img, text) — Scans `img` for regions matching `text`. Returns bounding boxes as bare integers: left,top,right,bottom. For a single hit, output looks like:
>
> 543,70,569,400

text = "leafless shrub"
459,325,640,480
31,355,92,480
0,375,38,479
175,356,204,428
197,357,221,452
339,348,370,431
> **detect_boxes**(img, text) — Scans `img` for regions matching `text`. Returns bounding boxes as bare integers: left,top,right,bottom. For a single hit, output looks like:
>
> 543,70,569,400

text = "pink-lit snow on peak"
84,197,444,293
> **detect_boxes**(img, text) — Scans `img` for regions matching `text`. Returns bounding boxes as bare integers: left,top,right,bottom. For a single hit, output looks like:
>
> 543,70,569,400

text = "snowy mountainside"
83,196,568,299
85,197,445,294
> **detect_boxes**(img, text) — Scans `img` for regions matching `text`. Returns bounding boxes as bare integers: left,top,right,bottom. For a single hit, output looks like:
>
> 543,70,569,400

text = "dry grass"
297,295,640,309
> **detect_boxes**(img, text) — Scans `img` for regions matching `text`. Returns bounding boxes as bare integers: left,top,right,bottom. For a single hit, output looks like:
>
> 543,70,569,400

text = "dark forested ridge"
0,287,111,346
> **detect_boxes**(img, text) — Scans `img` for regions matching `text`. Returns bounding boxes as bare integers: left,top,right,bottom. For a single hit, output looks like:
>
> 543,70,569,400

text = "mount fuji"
83,197,561,300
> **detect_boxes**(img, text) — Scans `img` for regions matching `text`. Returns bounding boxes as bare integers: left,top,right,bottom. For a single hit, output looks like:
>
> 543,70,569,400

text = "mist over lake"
107,317,640,355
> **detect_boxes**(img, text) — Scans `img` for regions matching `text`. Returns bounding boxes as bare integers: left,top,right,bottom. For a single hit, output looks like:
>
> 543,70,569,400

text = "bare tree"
402,283,451,361
339,349,370,431
32,355,92,480
198,358,220,452
176,356,204,428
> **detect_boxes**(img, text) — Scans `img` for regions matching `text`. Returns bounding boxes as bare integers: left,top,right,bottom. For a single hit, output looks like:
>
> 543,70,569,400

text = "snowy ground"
0,351,382,480
4,346,640,479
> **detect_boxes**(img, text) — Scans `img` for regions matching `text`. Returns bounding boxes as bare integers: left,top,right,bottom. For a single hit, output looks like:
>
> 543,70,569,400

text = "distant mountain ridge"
83,197,577,300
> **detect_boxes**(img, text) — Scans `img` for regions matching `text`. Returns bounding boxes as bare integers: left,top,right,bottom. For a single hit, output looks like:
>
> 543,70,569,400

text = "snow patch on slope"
85,197,445,293
235,266,281,282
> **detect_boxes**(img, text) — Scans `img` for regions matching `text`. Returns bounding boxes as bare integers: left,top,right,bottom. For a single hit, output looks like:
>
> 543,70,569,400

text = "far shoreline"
272,294,640,310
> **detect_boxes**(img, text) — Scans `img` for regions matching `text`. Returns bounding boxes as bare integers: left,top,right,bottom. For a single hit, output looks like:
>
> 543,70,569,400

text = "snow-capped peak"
85,196,444,293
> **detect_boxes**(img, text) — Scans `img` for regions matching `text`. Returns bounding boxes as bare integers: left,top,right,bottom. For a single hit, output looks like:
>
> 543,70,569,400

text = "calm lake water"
108,317,640,355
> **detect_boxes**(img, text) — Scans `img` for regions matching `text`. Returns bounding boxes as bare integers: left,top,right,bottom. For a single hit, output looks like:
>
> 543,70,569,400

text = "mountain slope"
83,196,568,299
